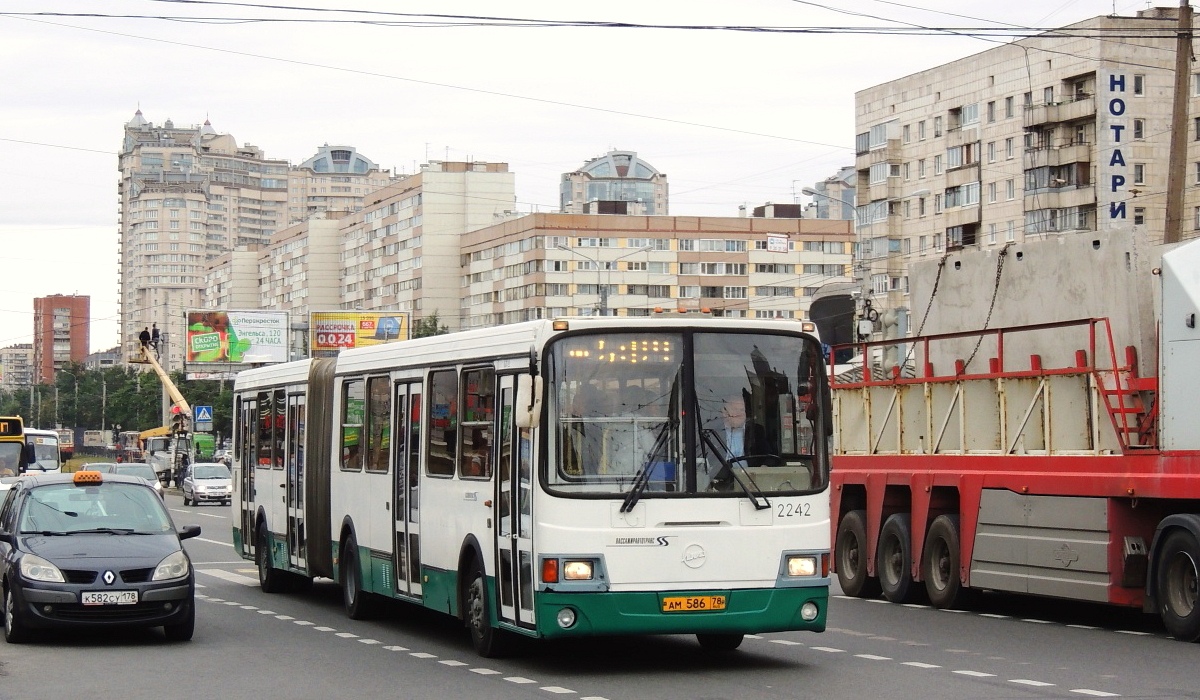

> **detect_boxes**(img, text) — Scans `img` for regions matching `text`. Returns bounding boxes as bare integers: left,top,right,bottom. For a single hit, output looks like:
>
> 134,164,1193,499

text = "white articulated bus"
233,317,832,656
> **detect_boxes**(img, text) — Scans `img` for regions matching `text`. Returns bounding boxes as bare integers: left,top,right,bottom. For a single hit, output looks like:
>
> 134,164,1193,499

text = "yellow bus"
0,416,25,478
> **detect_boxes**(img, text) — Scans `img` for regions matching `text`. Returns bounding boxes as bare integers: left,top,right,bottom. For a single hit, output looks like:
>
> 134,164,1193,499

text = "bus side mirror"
515,375,543,429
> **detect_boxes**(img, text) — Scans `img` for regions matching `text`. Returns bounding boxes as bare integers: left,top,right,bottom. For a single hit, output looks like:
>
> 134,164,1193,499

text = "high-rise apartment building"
32,295,89,383
853,5,1198,325
0,344,33,391
118,112,395,369
560,151,668,215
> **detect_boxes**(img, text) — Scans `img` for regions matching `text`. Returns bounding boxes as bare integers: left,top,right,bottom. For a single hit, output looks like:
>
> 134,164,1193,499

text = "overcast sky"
0,0,1140,354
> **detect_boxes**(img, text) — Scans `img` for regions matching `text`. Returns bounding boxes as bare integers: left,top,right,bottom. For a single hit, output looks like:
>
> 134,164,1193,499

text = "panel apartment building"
32,295,89,384
853,5,1198,324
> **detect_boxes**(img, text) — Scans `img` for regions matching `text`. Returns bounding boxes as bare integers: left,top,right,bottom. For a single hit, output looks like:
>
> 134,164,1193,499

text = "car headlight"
786,555,818,577
152,550,191,581
20,553,65,583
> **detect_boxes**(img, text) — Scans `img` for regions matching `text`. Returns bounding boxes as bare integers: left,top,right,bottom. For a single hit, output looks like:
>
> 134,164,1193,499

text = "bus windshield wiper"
698,428,772,511
619,421,673,514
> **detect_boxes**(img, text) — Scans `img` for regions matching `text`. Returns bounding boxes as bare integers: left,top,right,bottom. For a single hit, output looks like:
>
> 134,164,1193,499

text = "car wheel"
464,560,510,658
257,525,284,594
696,633,744,651
163,601,195,642
3,584,30,644
182,492,190,506
341,537,375,620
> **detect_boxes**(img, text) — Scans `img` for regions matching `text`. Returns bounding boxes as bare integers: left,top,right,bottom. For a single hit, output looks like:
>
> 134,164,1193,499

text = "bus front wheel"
1156,529,1200,641
257,526,284,594
465,561,510,658
836,510,880,598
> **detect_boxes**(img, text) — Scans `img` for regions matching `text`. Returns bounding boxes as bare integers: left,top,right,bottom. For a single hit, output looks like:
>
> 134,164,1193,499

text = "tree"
411,312,450,338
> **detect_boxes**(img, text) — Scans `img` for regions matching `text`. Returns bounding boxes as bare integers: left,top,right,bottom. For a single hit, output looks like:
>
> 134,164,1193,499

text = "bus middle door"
392,381,422,599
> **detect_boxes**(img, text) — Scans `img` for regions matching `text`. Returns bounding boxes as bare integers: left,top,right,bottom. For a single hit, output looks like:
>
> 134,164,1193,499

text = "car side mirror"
178,524,202,540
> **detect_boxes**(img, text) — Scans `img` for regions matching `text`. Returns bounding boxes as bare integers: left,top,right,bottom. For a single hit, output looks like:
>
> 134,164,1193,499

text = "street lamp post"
556,244,652,315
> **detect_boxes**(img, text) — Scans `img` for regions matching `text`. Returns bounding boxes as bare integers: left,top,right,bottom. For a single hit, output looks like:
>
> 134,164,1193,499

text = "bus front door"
237,396,258,558
393,382,422,599
496,376,536,630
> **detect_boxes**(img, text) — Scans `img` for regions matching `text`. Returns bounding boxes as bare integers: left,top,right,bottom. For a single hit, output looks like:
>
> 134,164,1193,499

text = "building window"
1006,179,1015,200
1195,162,1200,185
934,155,943,175
1134,164,1145,185
933,116,943,137
1006,221,1016,241
1005,138,1014,159
1195,117,1200,140
903,162,911,180
1043,86,1054,104
988,182,997,203
918,120,926,140
918,197,926,216
934,194,943,213
1195,207,1200,230
987,101,996,123
1005,96,1014,118
1133,119,1145,139
988,223,997,245
1133,74,1145,96
1134,207,1146,225
987,141,996,163
903,124,911,143
918,159,926,178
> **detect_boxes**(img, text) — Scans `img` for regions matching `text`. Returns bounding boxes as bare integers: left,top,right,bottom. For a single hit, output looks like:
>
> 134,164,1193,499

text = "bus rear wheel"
1155,529,1200,641
922,515,963,608
878,513,916,603
341,537,375,620
696,633,744,651
836,509,880,598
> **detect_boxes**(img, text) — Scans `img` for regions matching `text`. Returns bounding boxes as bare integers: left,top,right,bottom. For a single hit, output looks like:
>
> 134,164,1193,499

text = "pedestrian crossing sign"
194,405,213,422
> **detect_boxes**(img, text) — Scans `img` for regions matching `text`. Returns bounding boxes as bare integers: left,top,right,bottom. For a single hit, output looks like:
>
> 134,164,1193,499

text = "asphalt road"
1,494,1194,699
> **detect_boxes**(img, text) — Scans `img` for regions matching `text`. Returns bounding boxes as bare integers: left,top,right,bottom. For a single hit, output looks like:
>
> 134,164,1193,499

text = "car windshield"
193,464,231,479
114,464,157,481
18,482,174,534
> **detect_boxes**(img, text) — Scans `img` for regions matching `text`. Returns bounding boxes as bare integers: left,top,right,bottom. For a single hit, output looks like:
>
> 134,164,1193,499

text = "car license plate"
82,590,138,606
661,595,726,612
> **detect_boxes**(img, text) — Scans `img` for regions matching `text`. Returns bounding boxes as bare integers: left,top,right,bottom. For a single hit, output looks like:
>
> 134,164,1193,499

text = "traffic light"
170,406,187,434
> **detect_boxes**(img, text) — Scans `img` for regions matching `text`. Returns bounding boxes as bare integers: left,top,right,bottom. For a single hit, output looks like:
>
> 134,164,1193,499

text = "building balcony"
1024,96,1096,127
855,139,902,169
1025,142,1092,168
1023,184,1096,209
866,178,903,203
945,205,981,229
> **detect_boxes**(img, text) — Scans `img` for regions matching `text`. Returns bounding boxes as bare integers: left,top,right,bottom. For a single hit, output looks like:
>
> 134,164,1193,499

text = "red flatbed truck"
830,235,1200,640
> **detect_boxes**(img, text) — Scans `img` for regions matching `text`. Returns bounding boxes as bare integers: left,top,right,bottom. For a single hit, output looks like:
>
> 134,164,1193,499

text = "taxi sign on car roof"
73,470,103,485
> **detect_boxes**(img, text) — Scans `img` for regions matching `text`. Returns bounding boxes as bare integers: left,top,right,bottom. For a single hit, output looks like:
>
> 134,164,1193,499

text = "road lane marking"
313,626,335,632
439,660,467,667
505,677,537,684
810,646,845,653
197,569,258,586
541,687,575,694
411,652,437,658
901,662,941,669
336,632,359,638
358,639,380,645
1070,690,1120,697
1010,679,1055,687
769,639,802,646
194,537,235,547
856,654,892,661
384,646,409,651
954,670,996,677
170,509,227,519
471,668,500,675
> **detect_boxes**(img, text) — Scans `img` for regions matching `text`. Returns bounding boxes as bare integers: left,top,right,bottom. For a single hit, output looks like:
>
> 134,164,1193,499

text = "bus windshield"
546,329,828,499
0,442,21,477
27,437,60,471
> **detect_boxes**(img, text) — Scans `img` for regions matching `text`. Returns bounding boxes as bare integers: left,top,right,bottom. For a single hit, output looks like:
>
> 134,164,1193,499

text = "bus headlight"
563,560,594,580
786,555,818,577
556,607,577,629
800,602,820,621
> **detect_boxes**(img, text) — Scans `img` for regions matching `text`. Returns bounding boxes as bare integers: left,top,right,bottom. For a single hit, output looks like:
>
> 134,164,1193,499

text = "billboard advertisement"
186,310,289,364
309,311,410,357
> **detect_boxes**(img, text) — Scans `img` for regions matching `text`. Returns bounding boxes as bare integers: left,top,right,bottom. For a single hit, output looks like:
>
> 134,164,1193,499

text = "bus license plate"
661,595,726,612
82,590,138,606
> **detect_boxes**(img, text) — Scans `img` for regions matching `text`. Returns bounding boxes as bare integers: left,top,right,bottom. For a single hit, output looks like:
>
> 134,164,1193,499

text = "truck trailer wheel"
922,515,963,608
878,513,916,603
1155,529,1200,641
836,510,880,598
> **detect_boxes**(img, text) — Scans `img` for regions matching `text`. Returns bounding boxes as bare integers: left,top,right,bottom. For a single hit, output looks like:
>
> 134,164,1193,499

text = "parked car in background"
89,462,164,500
180,462,232,506
0,470,200,643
